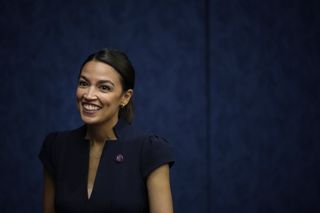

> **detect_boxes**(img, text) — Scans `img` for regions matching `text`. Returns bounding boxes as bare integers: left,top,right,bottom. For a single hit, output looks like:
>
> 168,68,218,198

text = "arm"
146,164,173,213
43,168,55,213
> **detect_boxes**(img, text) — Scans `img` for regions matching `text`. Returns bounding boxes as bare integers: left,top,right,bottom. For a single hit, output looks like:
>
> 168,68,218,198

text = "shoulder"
122,124,171,147
39,126,86,177
138,131,175,178
42,125,86,147
139,132,174,155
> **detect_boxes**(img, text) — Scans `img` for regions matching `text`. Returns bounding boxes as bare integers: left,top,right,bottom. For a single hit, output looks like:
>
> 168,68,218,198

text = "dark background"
1,0,319,212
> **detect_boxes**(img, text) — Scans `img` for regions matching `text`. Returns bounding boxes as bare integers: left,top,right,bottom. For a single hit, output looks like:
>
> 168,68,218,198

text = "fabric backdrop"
0,0,319,212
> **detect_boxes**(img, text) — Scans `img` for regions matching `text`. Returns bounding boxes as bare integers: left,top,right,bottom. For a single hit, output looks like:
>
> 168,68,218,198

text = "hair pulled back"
80,48,135,123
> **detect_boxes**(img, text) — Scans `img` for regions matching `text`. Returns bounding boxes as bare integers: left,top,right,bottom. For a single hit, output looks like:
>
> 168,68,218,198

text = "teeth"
83,104,100,111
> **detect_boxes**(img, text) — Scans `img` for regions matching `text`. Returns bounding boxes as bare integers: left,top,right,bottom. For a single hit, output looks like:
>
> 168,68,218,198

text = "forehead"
80,60,122,83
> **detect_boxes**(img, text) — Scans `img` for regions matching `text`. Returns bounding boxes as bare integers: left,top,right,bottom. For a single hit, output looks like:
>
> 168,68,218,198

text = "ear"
121,89,133,106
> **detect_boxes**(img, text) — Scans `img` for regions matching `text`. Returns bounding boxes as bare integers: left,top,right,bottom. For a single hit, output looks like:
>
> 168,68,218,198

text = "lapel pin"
115,154,124,163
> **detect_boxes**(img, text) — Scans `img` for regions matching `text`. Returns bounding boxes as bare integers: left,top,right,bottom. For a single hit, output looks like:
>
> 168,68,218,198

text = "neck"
86,118,118,143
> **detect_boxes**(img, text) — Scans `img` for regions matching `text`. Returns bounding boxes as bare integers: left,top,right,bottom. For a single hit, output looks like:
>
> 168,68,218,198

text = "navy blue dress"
39,119,175,213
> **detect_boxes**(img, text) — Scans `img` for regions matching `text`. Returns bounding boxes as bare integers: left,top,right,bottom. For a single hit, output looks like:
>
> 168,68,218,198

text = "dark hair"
80,48,135,123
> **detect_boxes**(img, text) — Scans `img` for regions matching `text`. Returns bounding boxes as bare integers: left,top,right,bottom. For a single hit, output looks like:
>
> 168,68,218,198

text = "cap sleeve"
141,135,175,178
39,132,58,177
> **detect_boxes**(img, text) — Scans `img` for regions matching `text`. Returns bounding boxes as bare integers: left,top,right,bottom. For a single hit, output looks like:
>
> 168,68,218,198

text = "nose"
83,86,97,100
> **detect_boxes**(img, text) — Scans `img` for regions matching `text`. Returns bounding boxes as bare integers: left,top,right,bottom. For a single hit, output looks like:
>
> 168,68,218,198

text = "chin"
79,109,118,126
80,114,99,125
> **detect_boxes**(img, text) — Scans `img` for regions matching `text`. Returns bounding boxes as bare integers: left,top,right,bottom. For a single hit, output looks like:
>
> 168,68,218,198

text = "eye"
78,80,88,87
99,85,112,92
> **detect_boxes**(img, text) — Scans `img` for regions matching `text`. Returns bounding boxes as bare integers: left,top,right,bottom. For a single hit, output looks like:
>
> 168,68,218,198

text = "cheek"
76,89,83,103
104,95,121,107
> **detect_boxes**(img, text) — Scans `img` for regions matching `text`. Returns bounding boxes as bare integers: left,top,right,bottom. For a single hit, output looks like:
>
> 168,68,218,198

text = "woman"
39,49,175,213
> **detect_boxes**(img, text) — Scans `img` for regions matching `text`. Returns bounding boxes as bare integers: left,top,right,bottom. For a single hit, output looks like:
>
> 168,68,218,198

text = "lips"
82,103,101,113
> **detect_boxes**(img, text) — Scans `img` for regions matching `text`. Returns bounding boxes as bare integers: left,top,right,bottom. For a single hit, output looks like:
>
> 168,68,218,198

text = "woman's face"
76,60,132,126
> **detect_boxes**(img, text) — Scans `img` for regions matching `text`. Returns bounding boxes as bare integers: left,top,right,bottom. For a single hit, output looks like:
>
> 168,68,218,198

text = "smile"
82,103,101,112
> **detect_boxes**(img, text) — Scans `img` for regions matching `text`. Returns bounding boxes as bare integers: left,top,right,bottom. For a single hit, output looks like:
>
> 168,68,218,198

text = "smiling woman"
39,49,175,213
76,61,132,129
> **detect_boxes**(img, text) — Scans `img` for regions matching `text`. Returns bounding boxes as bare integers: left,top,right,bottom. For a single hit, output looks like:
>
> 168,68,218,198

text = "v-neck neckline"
80,119,128,201
86,140,109,200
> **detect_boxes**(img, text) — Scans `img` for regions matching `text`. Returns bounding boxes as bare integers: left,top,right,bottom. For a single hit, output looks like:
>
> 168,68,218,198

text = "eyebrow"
79,75,115,87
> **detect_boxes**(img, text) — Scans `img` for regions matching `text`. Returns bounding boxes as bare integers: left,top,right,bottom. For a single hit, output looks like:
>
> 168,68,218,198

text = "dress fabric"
39,119,175,213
